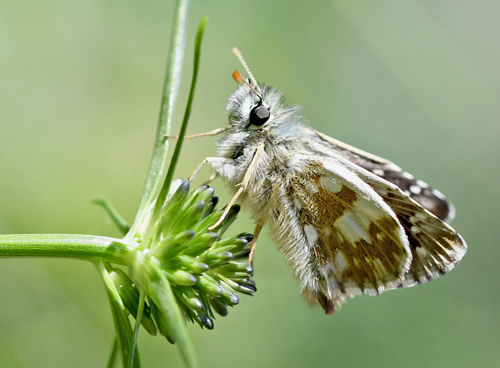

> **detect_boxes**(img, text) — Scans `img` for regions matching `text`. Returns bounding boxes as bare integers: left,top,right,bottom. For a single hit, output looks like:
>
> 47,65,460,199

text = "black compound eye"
249,103,270,127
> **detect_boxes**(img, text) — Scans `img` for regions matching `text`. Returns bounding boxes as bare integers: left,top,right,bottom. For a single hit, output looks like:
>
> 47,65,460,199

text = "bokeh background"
1,1,499,367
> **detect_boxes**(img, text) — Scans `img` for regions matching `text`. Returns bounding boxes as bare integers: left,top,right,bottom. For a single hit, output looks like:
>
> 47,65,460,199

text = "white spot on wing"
323,253,348,277
432,188,446,200
416,212,427,220
445,203,456,223
417,196,436,211
323,261,335,275
373,169,385,176
304,225,318,246
335,251,348,273
409,185,422,195
416,247,429,258
319,176,342,193
377,187,388,196
411,225,421,234
336,212,372,244
416,179,429,188
402,172,414,179
373,259,388,275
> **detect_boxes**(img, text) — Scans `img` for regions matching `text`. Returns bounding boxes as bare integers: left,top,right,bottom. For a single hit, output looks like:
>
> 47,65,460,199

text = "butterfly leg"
248,210,270,267
248,184,277,266
188,157,233,182
208,186,244,231
165,126,231,140
201,173,218,186
208,142,265,231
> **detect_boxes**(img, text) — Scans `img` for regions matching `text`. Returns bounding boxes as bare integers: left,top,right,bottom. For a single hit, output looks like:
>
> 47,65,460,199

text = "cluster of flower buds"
109,180,256,343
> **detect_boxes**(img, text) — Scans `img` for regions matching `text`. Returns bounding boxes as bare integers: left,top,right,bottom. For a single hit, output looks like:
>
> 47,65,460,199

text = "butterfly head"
226,47,301,134
226,81,285,131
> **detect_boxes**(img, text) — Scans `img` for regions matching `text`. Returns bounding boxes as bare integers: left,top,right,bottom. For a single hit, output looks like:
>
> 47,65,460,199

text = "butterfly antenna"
232,47,259,88
233,70,263,100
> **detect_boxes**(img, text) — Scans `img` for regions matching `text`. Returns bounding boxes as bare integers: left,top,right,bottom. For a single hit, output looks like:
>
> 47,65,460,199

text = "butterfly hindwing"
310,129,456,223
357,173,467,287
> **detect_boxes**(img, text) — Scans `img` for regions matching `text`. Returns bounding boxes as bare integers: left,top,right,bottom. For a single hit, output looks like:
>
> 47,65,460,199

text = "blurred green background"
1,1,499,367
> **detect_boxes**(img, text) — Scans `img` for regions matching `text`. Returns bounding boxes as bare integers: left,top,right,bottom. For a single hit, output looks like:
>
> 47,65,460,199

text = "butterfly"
182,47,467,314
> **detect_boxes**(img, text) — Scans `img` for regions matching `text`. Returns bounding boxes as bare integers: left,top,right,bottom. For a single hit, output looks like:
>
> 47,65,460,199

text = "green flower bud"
108,268,157,336
219,276,257,296
195,274,222,297
218,285,239,306
181,232,219,257
149,297,175,344
209,297,228,317
185,308,214,330
210,237,248,252
163,268,197,286
155,182,191,235
155,230,195,259
202,251,234,268
172,255,209,274
217,261,254,274
183,185,214,211
173,286,203,310
171,200,206,232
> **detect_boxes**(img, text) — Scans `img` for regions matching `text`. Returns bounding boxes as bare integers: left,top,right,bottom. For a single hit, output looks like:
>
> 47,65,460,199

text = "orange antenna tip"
232,70,244,84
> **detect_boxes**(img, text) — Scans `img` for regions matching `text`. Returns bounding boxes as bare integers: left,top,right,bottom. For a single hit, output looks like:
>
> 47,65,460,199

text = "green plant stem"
97,262,141,368
128,289,146,368
93,198,131,235
154,16,207,220
127,0,190,240
0,234,136,263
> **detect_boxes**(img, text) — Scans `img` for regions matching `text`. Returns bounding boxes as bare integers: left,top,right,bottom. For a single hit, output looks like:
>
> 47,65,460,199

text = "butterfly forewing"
268,152,412,311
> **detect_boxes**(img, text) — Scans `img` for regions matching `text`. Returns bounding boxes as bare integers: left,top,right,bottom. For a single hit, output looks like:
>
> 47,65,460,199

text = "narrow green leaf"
126,0,191,240
96,262,141,368
153,16,208,223
93,198,131,235
128,289,146,368
136,255,201,368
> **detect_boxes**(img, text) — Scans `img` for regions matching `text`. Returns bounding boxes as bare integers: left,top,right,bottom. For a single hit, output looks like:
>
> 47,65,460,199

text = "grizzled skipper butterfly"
180,47,467,314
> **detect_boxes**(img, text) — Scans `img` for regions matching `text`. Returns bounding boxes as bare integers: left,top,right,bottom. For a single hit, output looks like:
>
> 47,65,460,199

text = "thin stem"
97,262,141,368
127,0,190,240
153,16,208,224
93,199,131,235
0,234,137,264
128,289,146,368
